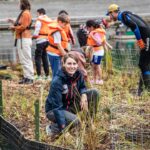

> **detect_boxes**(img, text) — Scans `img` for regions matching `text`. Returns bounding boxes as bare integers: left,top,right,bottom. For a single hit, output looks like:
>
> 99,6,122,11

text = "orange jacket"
53,19,75,44
87,28,106,51
64,24,75,44
46,22,68,56
14,10,32,39
35,15,52,39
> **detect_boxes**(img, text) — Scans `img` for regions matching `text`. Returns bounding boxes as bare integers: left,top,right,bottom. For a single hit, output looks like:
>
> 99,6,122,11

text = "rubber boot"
137,76,144,96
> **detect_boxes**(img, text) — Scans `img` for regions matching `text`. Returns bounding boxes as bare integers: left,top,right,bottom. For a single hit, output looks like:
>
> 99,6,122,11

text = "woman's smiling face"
63,57,78,76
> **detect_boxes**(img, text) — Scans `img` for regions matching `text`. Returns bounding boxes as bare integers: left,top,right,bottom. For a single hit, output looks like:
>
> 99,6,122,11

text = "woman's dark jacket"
45,69,87,129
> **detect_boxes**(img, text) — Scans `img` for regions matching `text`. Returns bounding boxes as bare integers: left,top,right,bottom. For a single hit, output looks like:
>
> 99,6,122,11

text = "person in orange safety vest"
58,10,76,50
33,8,52,81
46,14,70,79
86,19,112,85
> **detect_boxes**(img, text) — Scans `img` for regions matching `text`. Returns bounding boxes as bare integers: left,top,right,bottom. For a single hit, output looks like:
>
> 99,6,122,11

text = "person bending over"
106,4,150,95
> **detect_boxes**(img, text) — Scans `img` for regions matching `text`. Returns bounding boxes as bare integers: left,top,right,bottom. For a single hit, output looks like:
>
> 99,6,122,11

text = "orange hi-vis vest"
52,20,73,42
36,15,52,39
46,22,68,56
87,28,106,51
64,24,72,41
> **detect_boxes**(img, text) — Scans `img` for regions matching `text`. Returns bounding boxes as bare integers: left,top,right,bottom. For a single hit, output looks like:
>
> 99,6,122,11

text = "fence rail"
1,14,150,30
0,16,100,30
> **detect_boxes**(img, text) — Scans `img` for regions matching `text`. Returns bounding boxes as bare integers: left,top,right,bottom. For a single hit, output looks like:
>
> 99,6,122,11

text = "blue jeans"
48,54,61,79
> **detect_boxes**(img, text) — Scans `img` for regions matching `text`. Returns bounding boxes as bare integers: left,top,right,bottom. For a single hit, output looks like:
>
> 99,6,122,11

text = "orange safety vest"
64,24,71,41
46,22,68,56
87,28,106,51
52,20,73,42
35,15,52,38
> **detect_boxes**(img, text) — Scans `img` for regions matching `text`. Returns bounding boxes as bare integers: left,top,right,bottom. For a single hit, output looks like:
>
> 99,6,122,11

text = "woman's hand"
7,18,15,24
105,41,113,50
89,32,95,38
80,94,88,112
108,44,113,50
57,43,67,56
8,25,15,30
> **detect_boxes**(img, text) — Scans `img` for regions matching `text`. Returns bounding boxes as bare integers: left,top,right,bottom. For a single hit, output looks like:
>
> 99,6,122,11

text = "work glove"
137,39,145,50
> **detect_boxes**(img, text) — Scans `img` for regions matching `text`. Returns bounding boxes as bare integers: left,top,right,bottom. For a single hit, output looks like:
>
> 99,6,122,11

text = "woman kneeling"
45,54,100,136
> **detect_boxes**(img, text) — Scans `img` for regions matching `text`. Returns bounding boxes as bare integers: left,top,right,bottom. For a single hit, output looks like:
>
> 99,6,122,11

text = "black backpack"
76,25,88,47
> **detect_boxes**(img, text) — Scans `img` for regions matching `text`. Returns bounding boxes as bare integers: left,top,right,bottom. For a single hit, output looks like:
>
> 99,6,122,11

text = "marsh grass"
1,59,150,149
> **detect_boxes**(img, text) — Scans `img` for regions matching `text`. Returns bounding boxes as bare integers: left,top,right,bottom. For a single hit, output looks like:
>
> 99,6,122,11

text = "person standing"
106,4,150,95
8,0,34,84
46,14,70,79
33,8,51,81
86,20,107,85
58,10,76,50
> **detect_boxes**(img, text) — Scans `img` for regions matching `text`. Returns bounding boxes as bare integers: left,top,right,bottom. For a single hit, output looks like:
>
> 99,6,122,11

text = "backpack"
76,25,88,47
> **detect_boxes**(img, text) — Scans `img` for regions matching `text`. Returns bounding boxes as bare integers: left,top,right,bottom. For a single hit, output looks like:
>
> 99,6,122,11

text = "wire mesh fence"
0,30,15,64
0,51,149,150
110,99,150,150
0,30,36,65
111,48,139,71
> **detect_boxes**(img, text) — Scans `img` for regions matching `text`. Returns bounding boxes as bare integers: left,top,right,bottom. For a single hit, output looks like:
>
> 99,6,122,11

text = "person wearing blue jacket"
106,4,150,95
45,54,99,135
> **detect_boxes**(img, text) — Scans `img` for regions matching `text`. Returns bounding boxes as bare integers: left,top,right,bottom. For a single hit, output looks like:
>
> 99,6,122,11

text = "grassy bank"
1,65,150,150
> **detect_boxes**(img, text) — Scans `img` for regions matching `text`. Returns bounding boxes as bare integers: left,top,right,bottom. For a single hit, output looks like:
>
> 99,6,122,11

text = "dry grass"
1,63,150,150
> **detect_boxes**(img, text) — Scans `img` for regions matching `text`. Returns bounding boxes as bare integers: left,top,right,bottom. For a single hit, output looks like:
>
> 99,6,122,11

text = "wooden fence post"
34,100,40,141
0,80,3,116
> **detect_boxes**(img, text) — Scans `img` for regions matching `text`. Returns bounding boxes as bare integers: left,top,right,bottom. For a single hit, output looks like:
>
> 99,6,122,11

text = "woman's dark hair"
86,19,100,28
20,0,31,10
37,8,46,15
58,10,69,15
63,54,79,64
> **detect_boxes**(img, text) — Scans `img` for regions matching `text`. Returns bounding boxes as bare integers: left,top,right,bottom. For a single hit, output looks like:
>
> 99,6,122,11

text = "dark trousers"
35,41,49,76
46,88,100,133
138,46,150,94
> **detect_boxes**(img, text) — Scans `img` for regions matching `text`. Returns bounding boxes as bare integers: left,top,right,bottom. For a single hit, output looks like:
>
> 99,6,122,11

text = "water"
0,0,150,19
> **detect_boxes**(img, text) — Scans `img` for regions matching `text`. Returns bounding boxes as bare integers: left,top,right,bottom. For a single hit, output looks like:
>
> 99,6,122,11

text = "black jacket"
45,69,87,129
